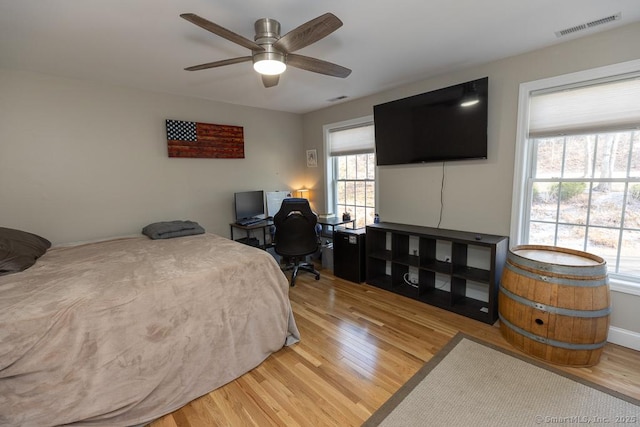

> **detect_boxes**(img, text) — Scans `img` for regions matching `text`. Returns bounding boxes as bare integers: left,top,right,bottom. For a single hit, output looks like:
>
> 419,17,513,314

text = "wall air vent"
555,12,621,37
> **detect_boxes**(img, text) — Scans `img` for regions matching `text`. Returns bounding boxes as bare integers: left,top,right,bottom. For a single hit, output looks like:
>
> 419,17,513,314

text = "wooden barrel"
499,245,610,367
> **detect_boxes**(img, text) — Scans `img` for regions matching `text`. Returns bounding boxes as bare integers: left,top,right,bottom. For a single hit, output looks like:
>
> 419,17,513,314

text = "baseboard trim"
608,326,640,351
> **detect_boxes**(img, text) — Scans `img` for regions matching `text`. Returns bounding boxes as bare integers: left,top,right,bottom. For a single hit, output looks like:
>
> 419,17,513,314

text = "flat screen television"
234,190,265,221
373,77,488,165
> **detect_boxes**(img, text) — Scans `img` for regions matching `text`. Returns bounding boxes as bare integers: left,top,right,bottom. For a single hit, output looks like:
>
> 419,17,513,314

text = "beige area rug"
363,333,640,427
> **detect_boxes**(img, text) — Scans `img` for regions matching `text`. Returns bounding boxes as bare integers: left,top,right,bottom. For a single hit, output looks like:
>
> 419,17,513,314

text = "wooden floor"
151,268,640,427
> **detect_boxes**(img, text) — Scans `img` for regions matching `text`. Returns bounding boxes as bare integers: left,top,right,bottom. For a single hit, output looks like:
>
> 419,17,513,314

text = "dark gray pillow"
142,220,205,240
0,227,51,276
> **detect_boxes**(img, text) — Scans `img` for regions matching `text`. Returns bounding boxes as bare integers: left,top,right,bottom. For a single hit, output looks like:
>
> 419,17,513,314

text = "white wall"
302,22,640,344
0,69,306,244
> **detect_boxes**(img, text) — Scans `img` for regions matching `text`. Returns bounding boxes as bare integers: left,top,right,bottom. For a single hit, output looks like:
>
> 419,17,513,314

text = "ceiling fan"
180,12,352,88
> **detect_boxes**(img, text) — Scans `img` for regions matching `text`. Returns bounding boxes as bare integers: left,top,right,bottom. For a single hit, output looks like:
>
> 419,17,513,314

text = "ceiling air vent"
328,95,349,102
555,12,621,38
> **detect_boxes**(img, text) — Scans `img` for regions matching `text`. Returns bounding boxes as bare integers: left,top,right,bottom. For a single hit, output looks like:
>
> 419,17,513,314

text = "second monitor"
234,190,265,225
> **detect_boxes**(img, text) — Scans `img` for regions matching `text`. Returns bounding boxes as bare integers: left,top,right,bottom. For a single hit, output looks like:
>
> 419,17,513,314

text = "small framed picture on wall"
306,149,318,167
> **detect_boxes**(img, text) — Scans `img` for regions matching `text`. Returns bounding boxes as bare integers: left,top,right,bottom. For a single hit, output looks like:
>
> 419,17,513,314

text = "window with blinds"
328,123,375,156
326,121,376,229
524,74,640,283
528,75,640,138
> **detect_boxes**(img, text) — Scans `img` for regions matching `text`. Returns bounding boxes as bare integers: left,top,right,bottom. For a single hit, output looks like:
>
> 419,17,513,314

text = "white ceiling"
1,1,639,114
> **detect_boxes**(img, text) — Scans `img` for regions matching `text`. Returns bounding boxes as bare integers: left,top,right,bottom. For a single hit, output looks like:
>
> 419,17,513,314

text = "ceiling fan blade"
180,13,264,52
273,13,342,53
287,54,351,78
185,56,252,71
262,74,280,88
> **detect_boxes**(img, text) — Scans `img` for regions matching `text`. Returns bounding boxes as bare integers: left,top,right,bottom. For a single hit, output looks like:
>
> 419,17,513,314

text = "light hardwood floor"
151,268,640,426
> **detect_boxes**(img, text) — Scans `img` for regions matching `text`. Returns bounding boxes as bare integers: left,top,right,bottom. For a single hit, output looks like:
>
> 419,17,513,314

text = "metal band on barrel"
504,261,608,288
498,314,607,350
508,251,607,278
499,286,611,317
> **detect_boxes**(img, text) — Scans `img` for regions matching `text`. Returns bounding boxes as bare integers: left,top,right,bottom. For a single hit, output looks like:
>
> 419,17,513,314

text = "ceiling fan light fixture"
252,50,286,75
181,12,351,87
253,59,286,75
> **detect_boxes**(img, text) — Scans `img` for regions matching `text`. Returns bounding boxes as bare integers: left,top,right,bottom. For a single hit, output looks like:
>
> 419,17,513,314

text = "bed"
0,232,300,426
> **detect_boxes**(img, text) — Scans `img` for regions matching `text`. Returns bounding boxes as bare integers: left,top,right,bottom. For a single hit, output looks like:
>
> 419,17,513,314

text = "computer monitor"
234,190,265,221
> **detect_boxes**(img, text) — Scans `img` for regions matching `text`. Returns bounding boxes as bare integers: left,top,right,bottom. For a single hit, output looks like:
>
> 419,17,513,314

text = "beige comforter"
0,233,299,426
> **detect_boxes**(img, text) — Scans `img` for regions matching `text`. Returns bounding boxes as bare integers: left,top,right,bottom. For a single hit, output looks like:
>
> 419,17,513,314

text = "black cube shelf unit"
366,222,509,324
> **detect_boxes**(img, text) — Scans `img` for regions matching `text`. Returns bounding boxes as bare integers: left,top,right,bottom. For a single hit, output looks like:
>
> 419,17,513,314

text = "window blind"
528,75,640,138
328,123,375,156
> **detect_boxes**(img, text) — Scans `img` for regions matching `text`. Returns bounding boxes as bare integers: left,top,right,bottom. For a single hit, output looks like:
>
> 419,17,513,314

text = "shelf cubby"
365,222,508,324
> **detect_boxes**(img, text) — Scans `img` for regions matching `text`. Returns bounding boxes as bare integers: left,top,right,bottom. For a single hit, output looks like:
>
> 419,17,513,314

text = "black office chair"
273,198,321,287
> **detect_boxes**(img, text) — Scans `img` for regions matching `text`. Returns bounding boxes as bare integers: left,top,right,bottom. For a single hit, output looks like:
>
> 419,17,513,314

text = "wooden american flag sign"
166,119,244,158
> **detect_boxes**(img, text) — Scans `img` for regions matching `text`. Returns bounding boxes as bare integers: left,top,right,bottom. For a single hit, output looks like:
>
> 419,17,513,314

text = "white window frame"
323,116,376,226
511,58,640,296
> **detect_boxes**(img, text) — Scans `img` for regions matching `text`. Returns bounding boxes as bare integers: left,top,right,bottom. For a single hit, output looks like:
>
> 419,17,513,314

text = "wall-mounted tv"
373,77,488,166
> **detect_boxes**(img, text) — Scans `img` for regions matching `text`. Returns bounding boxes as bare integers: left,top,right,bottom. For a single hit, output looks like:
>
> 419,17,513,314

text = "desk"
317,217,355,238
229,220,274,249
230,217,354,248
